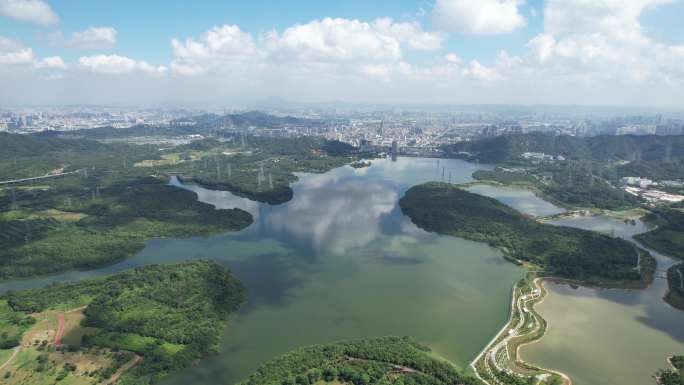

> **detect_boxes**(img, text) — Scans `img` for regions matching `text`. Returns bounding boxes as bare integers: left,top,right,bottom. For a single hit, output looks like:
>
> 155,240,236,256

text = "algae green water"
0,157,523,384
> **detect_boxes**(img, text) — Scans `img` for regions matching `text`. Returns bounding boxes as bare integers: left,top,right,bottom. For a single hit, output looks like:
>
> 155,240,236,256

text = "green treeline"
399,183,646,282
5,261,245,384
239,336,480,385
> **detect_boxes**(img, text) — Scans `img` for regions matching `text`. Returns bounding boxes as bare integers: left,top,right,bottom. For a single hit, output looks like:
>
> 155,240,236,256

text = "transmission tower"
10,187,18,210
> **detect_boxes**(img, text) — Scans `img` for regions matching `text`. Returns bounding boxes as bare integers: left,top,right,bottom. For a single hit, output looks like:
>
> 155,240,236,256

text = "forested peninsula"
399,182,653,285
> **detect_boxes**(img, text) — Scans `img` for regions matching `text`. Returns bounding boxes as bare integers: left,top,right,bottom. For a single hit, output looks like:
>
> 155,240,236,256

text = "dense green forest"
5,261,245,384
399,183,650,283
635,209,684,260
239,336,481,385
0,177,252,279
656,355,684,385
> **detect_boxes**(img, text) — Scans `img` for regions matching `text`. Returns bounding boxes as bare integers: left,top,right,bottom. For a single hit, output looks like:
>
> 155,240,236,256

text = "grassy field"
0,306,124,385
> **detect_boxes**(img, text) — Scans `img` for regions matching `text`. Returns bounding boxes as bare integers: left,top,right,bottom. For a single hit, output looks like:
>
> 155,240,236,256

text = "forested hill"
0,132,105,157
172,110,321,130
444,132,684,163
239,336,481,385
5,261,246,384
399,182,651,284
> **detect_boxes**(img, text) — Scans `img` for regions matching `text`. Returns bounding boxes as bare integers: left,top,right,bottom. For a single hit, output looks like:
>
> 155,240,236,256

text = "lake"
3,159,681,385
0,157,524,384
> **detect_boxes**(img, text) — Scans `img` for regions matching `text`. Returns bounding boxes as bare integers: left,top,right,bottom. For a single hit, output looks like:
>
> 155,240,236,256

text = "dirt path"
54,313,65,348
102,354,143,385
0,346,21,371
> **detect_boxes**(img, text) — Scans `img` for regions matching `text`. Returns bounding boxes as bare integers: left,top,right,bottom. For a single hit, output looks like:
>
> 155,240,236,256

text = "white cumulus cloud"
0,0,58,25
69,27,117,49
34,55,65,69
79,54,166,76
171,24,258,75
78,54,137,74
432,0,527,35
0,35,65,70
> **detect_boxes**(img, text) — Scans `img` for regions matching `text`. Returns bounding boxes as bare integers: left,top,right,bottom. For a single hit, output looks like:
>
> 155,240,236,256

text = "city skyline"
1,0,684,107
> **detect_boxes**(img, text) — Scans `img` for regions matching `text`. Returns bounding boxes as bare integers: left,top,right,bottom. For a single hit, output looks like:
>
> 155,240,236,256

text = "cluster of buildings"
521,152,566,162
0,107,196,133
621,177,684,204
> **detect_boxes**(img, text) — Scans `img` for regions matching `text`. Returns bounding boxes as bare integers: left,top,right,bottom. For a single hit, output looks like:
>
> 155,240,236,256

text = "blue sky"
1,0,549,64
0,0,683,106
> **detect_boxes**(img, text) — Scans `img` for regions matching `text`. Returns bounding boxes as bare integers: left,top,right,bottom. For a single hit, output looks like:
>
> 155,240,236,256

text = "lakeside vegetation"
656,355,683,385
239,336,481,385
0,131,361,278
1,261,245,384
399,183,649,283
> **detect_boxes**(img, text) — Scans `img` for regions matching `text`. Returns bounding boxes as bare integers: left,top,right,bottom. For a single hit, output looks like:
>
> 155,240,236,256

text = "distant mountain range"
171,110,320,130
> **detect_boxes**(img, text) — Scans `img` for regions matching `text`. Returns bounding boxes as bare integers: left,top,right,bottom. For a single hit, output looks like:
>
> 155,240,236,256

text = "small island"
0,261,245,385
239,336,480,385
350,160,372,169
399,182,652,284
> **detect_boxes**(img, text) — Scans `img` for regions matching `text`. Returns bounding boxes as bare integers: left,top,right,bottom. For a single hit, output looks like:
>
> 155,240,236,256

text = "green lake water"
0,157,524,384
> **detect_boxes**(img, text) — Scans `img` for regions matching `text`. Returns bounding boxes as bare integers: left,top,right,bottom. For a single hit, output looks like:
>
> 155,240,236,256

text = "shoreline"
471,275,572,385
